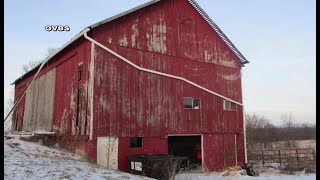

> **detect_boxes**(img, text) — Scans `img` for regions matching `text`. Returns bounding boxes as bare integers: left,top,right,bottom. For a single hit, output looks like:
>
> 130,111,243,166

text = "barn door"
97,136,119,170
23,68,56,131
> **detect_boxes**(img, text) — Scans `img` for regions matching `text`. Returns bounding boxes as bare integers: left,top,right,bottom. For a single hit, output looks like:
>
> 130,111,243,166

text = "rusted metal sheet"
13,0,246,172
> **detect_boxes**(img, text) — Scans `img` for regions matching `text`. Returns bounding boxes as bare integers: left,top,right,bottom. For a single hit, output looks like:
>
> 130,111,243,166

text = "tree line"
245,113,316,150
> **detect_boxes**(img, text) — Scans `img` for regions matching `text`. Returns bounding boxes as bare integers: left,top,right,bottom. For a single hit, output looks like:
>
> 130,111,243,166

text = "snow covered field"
4,135,152,180
4,134,316,180
175,173,316,180
296,139,316,151
175,170,316,180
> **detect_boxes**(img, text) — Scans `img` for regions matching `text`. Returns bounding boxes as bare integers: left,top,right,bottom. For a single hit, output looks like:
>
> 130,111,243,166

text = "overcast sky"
4,0,316,126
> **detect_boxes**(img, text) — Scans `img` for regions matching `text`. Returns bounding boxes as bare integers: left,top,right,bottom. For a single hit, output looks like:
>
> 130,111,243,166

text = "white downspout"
243,106,248,163
89,42,95,140
240,69,247,164
83,29,243,107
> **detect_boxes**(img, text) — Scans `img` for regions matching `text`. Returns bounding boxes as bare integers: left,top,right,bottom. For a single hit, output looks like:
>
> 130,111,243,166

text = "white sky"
4,0,316,126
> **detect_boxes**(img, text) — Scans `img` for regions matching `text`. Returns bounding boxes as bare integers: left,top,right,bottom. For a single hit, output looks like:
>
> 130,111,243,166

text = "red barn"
12,0,249,172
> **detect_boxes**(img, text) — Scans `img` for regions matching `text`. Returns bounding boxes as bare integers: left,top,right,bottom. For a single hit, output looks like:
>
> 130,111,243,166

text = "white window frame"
184,97,201,110
223,100,237,111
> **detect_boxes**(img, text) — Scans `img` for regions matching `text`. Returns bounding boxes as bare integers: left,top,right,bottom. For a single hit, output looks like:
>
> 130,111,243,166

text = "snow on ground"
4,135,316,180
175,171,316,180
4,135,152,180
4,117,12,132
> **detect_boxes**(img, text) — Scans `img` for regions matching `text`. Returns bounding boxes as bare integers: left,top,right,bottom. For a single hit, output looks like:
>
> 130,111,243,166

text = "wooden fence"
247,148,315,169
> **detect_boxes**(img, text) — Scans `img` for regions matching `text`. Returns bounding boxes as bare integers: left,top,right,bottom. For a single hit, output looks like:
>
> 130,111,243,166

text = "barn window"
78,64,83,81
223,100,237,111
184,97,200,109
130,137,143,148
76,87,82,130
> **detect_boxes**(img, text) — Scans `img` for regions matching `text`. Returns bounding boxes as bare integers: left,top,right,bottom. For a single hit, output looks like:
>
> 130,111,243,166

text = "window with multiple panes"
223,100,237,111
130,137,143,148
183,97,201,109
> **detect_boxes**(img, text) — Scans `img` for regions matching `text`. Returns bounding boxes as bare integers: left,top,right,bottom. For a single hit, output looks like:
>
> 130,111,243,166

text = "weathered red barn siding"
13,0,246,172
118,137,168,171
52,38,96,158
13,38,97,159
13,84,26,131
89,0,244,171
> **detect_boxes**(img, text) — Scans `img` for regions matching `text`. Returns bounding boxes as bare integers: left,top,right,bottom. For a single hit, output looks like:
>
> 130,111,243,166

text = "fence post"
312,148,315,160
296,149,299,167
279,150,281,166
262,150,264,167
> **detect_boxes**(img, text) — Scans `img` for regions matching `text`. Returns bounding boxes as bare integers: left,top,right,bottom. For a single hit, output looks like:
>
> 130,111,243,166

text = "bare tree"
281,113,297,148
21,60,42,73
246,113,315,151
104,136,118,169
46,47,57,57
246,114,279,150
21,47,58,74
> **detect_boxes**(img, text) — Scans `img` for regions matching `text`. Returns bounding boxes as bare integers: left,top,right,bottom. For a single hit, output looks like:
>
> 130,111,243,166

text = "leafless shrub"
104,136,117,169
281,113,296,148
157,159,182,180
246,114,276,150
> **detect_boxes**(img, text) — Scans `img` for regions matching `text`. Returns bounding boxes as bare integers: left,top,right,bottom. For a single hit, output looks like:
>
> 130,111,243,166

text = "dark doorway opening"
168,135,202,168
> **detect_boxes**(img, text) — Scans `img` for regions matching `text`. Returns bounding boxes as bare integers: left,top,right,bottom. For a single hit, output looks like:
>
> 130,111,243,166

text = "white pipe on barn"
89,42,95,140
83,28,243,107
